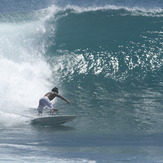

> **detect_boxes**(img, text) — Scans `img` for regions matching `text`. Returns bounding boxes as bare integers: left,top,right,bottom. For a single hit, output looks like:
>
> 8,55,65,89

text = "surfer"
37,87,71,115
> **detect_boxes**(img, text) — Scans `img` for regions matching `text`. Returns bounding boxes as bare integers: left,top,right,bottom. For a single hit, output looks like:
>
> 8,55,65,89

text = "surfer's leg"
50,108,59,115
38,110,42,115
37,98,46,114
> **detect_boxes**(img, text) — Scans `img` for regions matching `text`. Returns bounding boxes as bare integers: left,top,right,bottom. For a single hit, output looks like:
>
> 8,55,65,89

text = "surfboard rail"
31,115,77,126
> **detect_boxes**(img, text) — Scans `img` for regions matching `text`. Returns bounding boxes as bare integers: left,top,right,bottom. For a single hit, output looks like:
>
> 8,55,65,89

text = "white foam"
0,155,96,163
0,11,55,126
47,4,163,17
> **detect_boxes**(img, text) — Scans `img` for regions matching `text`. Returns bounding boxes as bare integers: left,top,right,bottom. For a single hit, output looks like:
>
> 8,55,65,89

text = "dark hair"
52,87,58,93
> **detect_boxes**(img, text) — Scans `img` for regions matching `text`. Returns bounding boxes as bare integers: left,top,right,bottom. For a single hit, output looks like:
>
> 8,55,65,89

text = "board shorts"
37,96,53,113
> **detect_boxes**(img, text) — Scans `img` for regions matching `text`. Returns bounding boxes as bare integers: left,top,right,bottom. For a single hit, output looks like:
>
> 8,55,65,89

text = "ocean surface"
0,0,163,162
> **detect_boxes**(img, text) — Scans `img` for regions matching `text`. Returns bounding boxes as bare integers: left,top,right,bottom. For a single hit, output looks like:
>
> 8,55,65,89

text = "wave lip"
52,4,163,17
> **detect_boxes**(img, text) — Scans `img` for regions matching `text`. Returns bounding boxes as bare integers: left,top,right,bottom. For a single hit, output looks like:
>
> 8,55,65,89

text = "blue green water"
0,0,162,162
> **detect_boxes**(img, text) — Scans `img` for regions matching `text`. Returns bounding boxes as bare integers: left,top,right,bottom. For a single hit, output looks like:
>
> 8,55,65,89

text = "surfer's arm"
56,94,71,104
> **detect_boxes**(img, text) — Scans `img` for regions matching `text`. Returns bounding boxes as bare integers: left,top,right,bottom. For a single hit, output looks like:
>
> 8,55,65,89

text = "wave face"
0,2,162,133
52,7,162,82
49,6,163,134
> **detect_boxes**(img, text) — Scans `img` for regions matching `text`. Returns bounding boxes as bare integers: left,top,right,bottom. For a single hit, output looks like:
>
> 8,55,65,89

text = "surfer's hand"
67,100,71,104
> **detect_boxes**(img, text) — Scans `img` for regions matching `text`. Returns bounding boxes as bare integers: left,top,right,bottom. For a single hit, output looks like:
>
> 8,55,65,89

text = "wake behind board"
31,115,77,126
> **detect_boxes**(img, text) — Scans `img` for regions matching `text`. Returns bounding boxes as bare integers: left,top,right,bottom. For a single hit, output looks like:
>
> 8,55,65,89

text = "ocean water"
0,0,163,162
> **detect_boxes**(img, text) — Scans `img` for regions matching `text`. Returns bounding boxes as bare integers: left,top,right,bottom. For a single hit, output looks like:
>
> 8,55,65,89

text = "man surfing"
37,87,71,115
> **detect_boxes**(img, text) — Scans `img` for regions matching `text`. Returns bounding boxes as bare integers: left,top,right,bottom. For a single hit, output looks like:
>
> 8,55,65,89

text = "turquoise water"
0,0,162,162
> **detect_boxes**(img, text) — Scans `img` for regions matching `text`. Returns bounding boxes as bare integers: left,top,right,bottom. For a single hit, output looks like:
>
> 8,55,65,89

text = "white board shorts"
37,96,53,113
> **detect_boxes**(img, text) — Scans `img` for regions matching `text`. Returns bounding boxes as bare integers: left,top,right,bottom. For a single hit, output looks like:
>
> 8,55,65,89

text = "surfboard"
31,115,77,126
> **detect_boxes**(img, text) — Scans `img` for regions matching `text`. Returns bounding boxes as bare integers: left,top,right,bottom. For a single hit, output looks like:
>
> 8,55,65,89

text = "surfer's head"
52,87,58,94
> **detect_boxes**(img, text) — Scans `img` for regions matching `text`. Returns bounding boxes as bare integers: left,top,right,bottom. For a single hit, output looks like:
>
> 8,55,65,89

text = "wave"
0,4,162,132
1,4,162,86
58,5,163,16
42,5,163,85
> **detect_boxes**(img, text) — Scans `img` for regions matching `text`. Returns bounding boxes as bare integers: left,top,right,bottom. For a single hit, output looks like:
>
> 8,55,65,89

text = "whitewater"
0,0,163,162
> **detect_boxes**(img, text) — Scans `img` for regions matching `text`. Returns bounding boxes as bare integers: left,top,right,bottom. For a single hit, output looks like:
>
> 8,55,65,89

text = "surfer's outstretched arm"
56,94,71,104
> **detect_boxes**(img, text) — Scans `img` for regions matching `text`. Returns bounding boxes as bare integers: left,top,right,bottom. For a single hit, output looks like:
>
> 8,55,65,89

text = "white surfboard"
31,115,77,126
